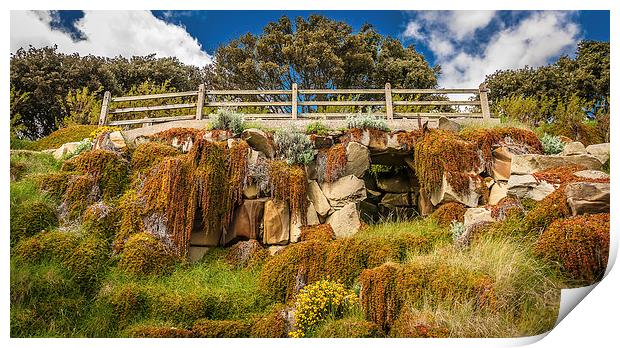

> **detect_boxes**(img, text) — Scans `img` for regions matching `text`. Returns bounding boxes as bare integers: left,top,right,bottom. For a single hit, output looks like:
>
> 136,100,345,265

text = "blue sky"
10,10,609,87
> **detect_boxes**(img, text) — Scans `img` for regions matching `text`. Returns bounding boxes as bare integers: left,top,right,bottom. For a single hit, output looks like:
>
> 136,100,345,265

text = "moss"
63,236,110,289
225,240,269,269
360,260,495,332
268,160,308,224
82,203,121,241
25,125,98,151
250,305,289,338
62,149,128,200
117,233,176,277
535,213,609,286
60,174,98,221
125,324,194,338
192,319,251,338
488,197,524,221
315,318,382,338
324,143,347,183
34,171,76,199
13,231,80,263
430,202,467,227
149,127,203,144
130,141,180,176
413,129,481,197
10,199,58,246
113,189,145,253
300,224,335,242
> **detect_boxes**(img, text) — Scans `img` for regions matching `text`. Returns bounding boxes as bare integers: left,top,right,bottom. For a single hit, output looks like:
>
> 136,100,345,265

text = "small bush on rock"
346,113,389,131
118,233,176,277
192,319,251,338
540,133,565,155
305,121,330,136
11,199,58,246
535,213,609,285
430,202,467,227
210,108,246,135
273,128,316,165
300,224,335,242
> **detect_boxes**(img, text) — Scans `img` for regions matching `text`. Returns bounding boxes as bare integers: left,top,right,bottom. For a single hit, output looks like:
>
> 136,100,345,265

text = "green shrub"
125,324,194,338
26,125,98,151
346,112,389,131
192,319,251,338
10,199,58,246
305,121,330,136
117,233,176,276
273,128,316,165
210,108,245,135
540,133,565,154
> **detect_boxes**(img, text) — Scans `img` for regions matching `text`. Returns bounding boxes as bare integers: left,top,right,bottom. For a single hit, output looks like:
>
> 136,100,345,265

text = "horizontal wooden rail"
99,82,494,126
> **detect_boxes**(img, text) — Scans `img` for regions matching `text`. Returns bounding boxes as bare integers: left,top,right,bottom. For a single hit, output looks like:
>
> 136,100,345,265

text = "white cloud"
10,10,212,67
403,11,580,89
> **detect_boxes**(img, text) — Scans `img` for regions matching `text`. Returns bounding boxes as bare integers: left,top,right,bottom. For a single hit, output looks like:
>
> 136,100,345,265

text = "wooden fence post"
98,91,111,125
384,83,393,120
479,83,491,120
291,83,298,120
195,83,205,120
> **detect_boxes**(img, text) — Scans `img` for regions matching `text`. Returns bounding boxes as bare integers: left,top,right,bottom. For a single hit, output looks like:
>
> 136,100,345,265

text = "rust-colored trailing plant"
268,160,308,225
324,143,347,183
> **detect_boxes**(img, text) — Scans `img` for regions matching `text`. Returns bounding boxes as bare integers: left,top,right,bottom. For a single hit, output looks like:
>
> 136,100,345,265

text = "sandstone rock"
109,131,127,149
559,141,586,156
289,202,321,243
565,182,610,216
430,174,482,208
344,142,370,178
242,128,275,158
320,175,366,208
506,174,555,201
188,246,209,263
243,184,259,199
190,229,221,247
484,177,495,189
247,148,263,167
351,129,388,151
326,202,362,238
510,154,602,175
53,141,83,160
464,207,494,228
267,245,287,256
585,143,610,164
380,193,412,207
170,136,193,152
437,116,461,132
376,172,415,193
488,181,508,205
224,199,265,245
573,170,610,180
358,200,380,223
418,190,435,216
491,147,513,181
263,200,290,245
307,180,331,216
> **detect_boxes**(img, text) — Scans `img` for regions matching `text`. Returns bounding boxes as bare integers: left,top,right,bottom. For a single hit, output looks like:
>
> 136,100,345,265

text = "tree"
205,15,438,90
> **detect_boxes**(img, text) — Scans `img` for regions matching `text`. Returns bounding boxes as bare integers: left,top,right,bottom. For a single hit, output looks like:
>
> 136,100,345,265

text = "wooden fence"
99,83,493,126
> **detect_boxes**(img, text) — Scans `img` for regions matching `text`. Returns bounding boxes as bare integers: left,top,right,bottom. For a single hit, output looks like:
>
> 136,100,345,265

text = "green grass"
25,125,97,151
10,151,61,182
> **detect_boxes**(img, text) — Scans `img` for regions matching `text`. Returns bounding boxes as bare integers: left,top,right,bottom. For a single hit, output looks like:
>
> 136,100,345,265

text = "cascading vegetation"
267,160,308,225
324,143,347,183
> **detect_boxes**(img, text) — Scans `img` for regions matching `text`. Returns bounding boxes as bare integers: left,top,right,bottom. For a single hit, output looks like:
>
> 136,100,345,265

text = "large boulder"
573,170,610,180
326,202,362,238
585,143,610,164
224,199,266,245
488,181,508,205
510,154,602,175
242,128,275,158
344,142,370,178
437,116,461,133
463,207,495,228
559,141,586,156
53,141,84,160
262,200,290,245
430,174,483,208
289,202,321,243
350,129,389,151
491,147,512,181
376,172,416,193
565,182,610,216
320,175,367,208
506,174,556,201
307,180,332,217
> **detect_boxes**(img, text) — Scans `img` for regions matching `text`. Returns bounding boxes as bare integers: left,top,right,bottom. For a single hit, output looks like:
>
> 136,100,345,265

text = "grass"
25,125,98,151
